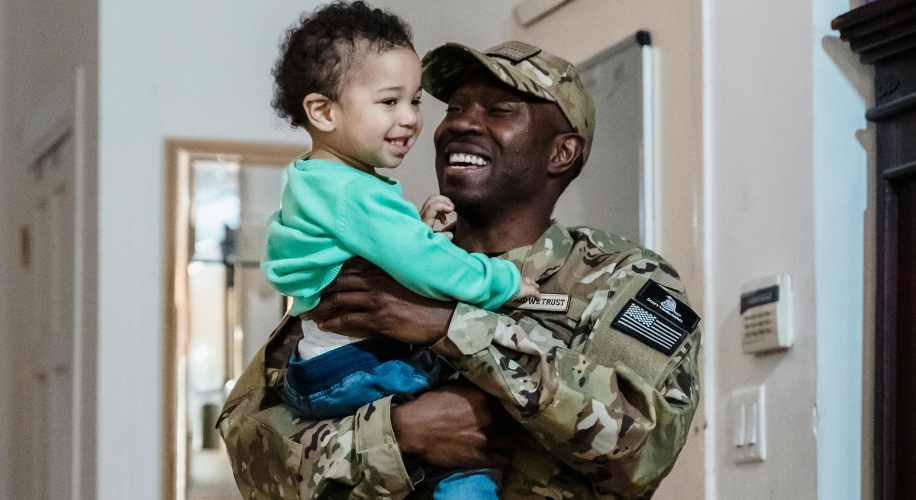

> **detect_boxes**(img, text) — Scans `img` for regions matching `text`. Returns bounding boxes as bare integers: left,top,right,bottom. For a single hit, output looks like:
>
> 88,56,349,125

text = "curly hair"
272,1,414,129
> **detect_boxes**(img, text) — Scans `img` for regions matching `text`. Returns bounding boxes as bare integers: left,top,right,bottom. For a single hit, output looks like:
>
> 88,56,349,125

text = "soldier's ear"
547,133,585,177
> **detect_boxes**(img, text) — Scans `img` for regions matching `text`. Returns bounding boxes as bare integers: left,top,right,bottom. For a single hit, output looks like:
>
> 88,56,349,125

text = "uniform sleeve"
335,176,521,310
431,255,701,498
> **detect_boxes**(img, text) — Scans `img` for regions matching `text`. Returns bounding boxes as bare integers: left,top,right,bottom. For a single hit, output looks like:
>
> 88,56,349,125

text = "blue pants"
282,337,500,500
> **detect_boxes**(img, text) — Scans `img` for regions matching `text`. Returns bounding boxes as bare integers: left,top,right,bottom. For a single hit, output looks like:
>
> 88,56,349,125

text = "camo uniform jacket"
218,223,701,500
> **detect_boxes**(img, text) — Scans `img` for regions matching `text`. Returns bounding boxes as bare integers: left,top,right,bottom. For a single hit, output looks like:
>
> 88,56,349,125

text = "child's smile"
324,46,423,173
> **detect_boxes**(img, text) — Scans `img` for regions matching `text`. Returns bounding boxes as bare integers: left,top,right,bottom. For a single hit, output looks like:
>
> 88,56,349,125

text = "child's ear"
302,93,336,132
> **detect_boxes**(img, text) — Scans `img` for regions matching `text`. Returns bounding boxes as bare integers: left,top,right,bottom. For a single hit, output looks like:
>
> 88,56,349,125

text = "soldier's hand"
304,262,455,345
391,384,514,469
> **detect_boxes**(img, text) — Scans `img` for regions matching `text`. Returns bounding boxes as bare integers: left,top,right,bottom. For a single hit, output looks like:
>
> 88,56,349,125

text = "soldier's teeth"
449,153,489,166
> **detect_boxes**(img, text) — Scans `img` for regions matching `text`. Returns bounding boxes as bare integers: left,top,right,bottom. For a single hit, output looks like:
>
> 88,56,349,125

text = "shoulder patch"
635,280,700,332
612,300,688,356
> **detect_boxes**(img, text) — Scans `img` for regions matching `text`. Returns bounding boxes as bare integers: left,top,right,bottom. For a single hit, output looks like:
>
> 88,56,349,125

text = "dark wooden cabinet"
834,1,916,498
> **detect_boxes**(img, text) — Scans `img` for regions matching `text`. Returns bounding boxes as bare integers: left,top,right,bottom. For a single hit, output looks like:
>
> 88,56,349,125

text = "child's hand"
514,277,541,301
421,195,454,227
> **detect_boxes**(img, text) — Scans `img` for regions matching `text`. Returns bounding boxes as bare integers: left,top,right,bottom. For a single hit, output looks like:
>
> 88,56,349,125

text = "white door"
26,135,77,500
12,68,89,500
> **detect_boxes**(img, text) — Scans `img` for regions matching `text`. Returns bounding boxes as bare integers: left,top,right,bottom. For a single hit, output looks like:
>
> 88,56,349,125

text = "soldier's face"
433,72,560,219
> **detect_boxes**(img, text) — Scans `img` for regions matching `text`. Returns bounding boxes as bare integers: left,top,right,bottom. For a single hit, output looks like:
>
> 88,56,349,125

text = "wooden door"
895,175,916,498
833,4,916,498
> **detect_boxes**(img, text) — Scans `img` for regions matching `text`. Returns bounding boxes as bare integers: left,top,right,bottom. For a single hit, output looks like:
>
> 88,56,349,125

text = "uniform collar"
498,222,573,282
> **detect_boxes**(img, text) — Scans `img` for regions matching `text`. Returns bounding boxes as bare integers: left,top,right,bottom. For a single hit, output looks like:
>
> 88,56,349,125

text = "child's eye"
412,98,422,106
381,99,397,106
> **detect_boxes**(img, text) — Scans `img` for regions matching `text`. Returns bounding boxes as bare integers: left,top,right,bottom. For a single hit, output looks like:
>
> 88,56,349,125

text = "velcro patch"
505,293,570,312
612,301,688,356
635,280,700,333
485,41,542,63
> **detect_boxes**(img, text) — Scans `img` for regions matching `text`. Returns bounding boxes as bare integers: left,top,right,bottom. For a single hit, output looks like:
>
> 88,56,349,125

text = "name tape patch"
635,280,700,333
612,300,688,356
506,293,570,312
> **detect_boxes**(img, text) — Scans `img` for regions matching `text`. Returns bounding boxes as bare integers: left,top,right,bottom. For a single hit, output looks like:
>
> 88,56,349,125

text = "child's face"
331,46,423,171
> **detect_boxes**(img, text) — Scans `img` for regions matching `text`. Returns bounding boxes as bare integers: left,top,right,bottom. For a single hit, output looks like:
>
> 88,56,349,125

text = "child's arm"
336,178,525,310
422,195,538,301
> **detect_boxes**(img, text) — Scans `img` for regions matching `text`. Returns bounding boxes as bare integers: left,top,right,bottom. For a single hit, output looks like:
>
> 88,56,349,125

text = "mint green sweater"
263,159,521,316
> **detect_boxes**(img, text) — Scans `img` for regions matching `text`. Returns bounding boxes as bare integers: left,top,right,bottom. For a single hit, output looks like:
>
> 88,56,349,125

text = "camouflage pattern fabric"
218,223,701,499
421,41,597,162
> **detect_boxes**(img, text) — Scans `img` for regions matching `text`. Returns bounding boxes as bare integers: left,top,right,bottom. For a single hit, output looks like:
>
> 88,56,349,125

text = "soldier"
219,41,701,500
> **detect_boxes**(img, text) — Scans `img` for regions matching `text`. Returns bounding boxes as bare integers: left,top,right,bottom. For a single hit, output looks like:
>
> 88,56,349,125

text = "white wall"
98,3,308,497
813,1,871,498
511,2,706,498
96,2,516,498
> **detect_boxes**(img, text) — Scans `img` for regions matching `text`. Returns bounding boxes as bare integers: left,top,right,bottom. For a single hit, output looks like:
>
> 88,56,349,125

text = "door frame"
162,139,304,500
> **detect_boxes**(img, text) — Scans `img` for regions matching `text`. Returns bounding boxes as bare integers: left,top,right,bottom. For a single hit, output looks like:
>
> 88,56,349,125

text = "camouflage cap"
422,41,596,162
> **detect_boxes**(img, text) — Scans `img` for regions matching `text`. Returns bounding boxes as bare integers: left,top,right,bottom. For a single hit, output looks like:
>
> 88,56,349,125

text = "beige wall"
0,3,8,498
512,1,706,498
707,0,819,497
707,0,872,498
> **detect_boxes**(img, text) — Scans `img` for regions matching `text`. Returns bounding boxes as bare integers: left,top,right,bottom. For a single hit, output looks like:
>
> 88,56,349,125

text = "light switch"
733,404,746,447
746,401,758,446
730,385,766,464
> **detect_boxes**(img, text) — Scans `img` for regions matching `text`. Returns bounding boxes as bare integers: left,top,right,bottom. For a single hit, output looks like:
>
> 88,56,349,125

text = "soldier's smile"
443,143,492,172
446,152,490,169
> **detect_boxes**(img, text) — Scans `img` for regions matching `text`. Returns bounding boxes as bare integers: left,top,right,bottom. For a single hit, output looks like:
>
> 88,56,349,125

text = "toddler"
262,2,536,498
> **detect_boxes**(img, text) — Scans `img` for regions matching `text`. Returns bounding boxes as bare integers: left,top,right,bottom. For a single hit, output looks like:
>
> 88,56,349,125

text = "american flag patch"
612,300,688,355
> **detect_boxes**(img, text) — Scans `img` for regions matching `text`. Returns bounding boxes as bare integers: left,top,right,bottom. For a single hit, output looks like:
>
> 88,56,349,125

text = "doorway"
162,139,304,500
